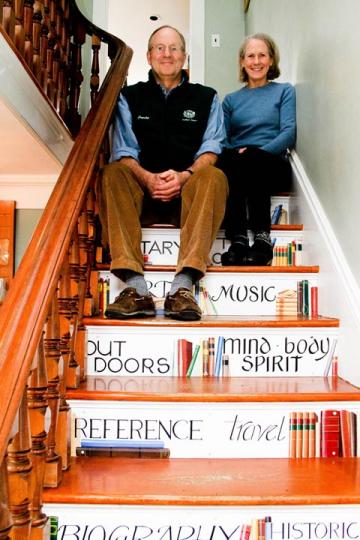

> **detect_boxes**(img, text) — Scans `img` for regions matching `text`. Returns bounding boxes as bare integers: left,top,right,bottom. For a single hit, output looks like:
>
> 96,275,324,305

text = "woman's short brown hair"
239,33,280,83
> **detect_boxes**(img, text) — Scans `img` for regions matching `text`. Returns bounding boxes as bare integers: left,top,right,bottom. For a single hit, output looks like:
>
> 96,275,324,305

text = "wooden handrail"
0,2,132,532
0,35,131,464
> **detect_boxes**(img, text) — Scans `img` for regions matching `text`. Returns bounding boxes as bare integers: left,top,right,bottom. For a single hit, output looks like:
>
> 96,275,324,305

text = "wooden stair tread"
84,314,339,328
67,376,360,402
141,223,303,231
96,264,317,273
44,457,360,506
272,224,303,230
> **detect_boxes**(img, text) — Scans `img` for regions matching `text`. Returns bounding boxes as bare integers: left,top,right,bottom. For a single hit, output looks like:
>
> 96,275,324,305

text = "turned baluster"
0,461,12,540
67,231,81,388
43,295,63,488
32,0,42,81
53,2,63,111
57,261,73,471
23,0,34,68
76,206,92,381
3,0,15,41
45,0,56,103
6,393,32,539
84,187,96,317
39,0,48,91
57,4,68,118
14,0,24,54
90,34,101,106
57,0,69,119
27,336,49,535
66,19,86,135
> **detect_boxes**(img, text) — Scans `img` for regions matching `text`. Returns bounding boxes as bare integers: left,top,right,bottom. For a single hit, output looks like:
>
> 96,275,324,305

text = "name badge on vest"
137,115,150,120
182,110,197,122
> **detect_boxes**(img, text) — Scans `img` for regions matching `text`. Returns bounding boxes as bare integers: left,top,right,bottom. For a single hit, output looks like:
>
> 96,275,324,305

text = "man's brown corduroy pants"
99,162,228,278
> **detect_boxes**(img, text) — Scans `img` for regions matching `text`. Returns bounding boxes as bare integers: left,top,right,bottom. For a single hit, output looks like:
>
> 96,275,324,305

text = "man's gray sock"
123,271,149,296
169,268,201,295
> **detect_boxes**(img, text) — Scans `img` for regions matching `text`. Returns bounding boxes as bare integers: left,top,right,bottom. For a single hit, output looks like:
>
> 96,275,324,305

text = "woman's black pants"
218,147,292,240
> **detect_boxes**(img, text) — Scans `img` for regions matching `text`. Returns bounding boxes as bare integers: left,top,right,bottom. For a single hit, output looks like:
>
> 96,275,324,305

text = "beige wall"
204,0,245,99
15,210,41,269
106,0,190,85
246,0,360,287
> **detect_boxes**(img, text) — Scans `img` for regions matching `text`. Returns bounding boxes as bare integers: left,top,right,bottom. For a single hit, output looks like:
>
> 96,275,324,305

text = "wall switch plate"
211,34,220,47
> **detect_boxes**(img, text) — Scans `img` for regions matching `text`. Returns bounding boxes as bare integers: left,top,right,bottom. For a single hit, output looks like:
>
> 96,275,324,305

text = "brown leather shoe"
105,287,155,319
164,288,202,321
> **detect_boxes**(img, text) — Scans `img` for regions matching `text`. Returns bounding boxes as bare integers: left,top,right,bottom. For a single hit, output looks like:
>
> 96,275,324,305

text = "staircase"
1,3,360,538
42,194,360,538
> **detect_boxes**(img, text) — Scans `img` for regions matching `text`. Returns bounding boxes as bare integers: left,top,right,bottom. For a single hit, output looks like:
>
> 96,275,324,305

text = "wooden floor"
67,376,360,402
44,457,360,506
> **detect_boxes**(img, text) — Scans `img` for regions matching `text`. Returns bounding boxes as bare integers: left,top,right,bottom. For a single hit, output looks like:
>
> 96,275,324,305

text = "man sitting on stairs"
99,25,228,321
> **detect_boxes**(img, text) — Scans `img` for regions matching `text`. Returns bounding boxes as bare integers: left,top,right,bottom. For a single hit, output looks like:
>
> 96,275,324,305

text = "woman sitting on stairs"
219,33,296,266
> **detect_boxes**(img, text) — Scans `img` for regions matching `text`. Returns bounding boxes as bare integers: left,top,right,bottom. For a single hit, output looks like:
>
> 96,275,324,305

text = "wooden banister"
0,1,132,535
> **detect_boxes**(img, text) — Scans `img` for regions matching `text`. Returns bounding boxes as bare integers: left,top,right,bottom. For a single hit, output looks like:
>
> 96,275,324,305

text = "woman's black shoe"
221,242,249,266
245,232,273,266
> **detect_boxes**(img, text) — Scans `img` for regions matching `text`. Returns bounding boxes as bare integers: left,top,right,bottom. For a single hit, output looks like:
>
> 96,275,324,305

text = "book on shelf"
272,240,302,266
289,409,359,458
49,516,58,540
297,280,318,319
276,289,297,316
208,336,215,377
76,446,170,458
98,276,110,315
214,336,225,377
321,409,341,457
202,339,209,376
186,343,200,377
290,408,358,458
177,339,193,377
185,336,227,377
278,207,288,224
80,439,165,448
332,355,339,378
323,338,338,377
340,410,357,457
240,524,251,540
194,282,217,315
77,439,169,458
265,516,272,540
271,204,283,224
239,517,272,540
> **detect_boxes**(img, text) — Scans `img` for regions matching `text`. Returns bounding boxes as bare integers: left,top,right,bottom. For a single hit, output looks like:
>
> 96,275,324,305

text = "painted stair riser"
86,326,338,378
101,272,316,317
69,400,359,459
43,504,360,540
141,228,303,266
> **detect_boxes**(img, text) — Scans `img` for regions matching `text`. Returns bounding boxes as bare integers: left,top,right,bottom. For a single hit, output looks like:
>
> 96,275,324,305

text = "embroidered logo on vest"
137,115,150,120
182,109,197,122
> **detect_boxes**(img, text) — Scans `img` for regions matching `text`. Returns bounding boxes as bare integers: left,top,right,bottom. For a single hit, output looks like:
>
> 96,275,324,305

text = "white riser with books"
86,326,338,378
141,227,303,266
69,399,359,459
44,504,360,539
100,271,317,317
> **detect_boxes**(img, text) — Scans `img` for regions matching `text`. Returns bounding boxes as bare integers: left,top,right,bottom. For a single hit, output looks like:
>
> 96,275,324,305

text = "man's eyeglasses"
150,44,184,55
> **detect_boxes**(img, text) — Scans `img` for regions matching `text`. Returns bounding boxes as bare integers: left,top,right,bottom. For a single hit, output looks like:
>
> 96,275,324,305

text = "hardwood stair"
44,457,360,506
65,375,360,403
42,199,360,535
